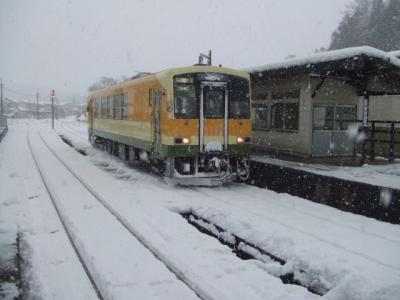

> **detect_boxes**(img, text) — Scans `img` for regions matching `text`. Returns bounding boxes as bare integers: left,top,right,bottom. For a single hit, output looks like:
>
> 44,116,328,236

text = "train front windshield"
174,73,250,119
204,86,225,118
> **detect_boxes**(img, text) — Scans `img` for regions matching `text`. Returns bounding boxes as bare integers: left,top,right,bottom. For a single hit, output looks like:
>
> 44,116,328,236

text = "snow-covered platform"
250,155,400,224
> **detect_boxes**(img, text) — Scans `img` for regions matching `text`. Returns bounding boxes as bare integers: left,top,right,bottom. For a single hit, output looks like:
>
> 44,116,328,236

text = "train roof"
89,65,249,98
155,65,249,81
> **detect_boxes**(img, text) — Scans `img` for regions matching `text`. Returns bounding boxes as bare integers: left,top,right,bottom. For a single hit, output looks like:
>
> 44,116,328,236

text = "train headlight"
237,137,251,144
175,137,191,144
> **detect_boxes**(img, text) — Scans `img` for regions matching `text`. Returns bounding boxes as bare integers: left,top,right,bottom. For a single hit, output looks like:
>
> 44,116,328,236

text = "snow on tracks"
187,186,400,299
56,118,400,299
45,125,319,300
1,123,98,299
27,132,200,300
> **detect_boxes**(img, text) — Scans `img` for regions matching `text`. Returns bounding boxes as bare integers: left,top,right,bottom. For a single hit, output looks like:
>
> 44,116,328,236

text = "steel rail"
38,131,223,300
26,133,104,300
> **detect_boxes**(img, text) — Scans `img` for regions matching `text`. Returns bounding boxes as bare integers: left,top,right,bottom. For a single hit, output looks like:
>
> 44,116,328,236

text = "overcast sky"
0,0,352,102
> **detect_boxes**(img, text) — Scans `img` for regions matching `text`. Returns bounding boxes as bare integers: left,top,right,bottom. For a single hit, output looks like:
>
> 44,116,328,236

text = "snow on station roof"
389,50,400,58
245,46,400,79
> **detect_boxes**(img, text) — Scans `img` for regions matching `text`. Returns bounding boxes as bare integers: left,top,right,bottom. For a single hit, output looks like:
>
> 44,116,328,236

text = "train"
87,63,251,186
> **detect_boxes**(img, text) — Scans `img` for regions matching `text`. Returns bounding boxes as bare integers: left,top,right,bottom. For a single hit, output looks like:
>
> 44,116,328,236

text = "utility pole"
55,96,58,120
51,89,55,129
36,90,40,120
0,78,3,116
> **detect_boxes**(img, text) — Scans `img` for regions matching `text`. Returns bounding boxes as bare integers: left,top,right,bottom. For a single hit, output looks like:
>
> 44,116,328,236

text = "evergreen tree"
380,0,400,51
329,0,400,51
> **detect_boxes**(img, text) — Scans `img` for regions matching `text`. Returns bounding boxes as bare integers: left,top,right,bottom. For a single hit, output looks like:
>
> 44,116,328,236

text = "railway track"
189,186,400,272
57,121,400,245
243,186,400,245
203,184,400,245
51,124,400,297
27,133,103,299
57,124,400,261
58,124,400,245
40,130,325,300
29,131,223,300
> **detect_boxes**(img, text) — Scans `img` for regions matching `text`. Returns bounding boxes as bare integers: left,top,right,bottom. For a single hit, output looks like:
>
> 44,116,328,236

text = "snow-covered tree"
88,76,118,92
329,0,400,51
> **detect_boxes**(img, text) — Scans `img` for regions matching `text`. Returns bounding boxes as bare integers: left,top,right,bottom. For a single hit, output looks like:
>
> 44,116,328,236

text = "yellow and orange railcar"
87,65,251,185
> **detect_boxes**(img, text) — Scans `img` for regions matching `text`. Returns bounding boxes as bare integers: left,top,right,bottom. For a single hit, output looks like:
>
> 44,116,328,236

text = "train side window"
121,93,128,120
101,97,107,118
95,98,101,118
113,95,120,119
107,96,112,119
174,75,197,118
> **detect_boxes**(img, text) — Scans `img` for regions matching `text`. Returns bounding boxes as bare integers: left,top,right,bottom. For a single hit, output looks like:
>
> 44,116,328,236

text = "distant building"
2,98,86,119
247,46,400,158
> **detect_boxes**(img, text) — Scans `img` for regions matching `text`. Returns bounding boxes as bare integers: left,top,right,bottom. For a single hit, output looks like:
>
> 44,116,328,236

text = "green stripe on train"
92,129,251,158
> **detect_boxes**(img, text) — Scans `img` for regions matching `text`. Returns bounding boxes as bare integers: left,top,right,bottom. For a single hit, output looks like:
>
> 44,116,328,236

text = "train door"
199,82,228,152
151,90,162,156
312,105,356,156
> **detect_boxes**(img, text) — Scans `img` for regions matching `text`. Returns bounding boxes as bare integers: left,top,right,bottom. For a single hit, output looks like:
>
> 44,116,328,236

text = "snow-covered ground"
1,117,400,300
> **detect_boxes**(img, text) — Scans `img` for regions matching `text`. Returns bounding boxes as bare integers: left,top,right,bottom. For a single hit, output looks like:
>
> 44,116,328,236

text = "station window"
313,106,356,130
252,103,269,130
334,106,356,130
271,89,300,131
313,106,333,130
113,95,120,119
121,93,128,120
271,102,299,130
107,96,112,118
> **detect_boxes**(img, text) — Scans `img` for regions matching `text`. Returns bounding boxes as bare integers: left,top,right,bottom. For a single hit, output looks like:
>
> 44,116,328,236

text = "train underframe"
90,135,249,186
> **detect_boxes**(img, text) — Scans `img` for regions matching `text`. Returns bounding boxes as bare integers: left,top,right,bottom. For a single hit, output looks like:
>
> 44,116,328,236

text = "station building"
247,46,400,159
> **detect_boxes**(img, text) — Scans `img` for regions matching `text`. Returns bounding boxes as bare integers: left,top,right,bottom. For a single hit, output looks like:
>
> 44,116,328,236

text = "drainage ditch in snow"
59,135,87,156
181,211,329,296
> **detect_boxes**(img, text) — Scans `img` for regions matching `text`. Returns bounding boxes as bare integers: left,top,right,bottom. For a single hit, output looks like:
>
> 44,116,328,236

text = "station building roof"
389,50,400,58
246,46,400,96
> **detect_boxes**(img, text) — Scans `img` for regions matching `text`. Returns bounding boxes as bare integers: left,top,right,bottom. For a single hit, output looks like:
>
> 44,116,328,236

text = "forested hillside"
329,0,400,51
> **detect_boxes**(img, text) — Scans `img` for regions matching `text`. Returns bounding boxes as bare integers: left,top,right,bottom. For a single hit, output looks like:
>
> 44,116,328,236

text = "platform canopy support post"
360,89,369,165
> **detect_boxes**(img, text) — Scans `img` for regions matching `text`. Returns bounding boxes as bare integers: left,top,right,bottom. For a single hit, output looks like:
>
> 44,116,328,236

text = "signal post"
51,89,55,129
